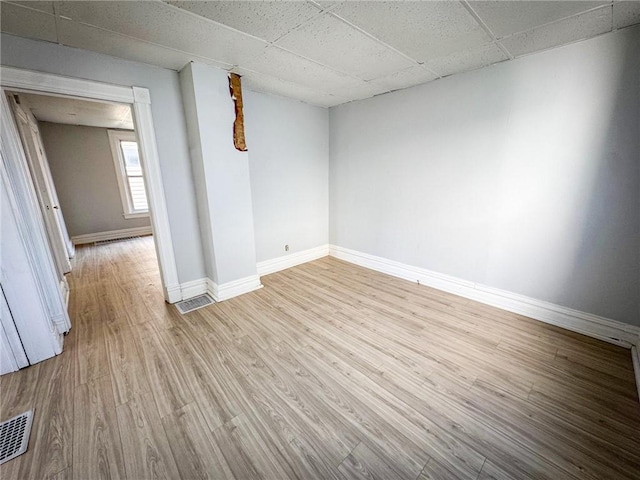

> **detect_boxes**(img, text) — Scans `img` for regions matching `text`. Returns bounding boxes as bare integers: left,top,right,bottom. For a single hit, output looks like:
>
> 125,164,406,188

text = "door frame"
0,66,181,303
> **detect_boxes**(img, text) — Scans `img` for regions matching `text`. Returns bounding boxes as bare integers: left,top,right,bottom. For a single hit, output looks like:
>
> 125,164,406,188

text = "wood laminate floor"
1,236,639,479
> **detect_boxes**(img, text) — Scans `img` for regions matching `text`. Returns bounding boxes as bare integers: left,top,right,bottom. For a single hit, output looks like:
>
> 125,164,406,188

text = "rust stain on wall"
228,73,247,152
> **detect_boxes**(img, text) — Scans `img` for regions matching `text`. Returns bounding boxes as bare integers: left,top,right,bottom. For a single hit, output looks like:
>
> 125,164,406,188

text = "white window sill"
123,212,150,219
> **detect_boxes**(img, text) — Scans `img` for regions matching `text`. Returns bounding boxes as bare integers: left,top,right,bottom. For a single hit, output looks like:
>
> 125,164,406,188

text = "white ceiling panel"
425,42,508,78
0,1,57,42
613,1,640,29
372,65,439,91
165,1,322,42
330,1,492,62
56,0,268,66
240,46,362,92
321,81,390,102
500,6,612,57
313,1,339,10
276,12,414,81
57,18,231,71
2,1,639,107
18,92,134,129
5,1,54,14
469,1,608,37
236,68,347,107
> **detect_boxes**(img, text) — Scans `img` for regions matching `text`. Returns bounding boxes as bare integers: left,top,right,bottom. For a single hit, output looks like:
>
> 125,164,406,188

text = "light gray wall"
39,122,150,237
244,90,329,263
179,62,258,285
179,63,217,281
330,27,640,327
1,33,205,283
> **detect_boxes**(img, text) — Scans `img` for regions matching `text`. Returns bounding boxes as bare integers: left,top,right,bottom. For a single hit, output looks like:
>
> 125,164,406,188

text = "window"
108,130,149,218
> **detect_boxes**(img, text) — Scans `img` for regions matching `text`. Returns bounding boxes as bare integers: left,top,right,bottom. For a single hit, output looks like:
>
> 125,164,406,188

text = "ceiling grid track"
1,0,639,106
460,0,514,60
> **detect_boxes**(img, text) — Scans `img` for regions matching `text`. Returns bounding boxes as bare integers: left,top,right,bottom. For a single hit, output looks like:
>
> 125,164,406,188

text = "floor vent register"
0,410,34,465
175,294,214,314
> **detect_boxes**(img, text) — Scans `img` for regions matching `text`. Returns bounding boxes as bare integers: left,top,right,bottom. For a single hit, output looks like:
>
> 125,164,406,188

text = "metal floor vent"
175,294,214,314
95,236,140,246
0,411,34,465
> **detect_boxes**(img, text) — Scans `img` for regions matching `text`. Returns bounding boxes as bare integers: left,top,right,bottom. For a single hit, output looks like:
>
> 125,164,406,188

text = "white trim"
207,276,263,302
1,66,134,104
1,66,181,304
180,278,209,300
60,278,70,309
123,212,150,219
165,284,183,304
632,345,640,404
329,245,640,348
71,226,153,245
257,244,329,276
131,87,180,304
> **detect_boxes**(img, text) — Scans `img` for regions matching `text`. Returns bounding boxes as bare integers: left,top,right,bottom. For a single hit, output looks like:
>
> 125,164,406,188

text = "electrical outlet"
285,245,289,251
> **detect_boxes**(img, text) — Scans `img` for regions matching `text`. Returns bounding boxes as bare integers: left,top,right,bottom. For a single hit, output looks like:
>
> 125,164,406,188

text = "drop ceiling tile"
57,18,232,71
500,7,612,57
165,1,321,42
425,43,508,78
469,1,608,37
0,2,57,42
4,1,54,14
372,65,439,91
56,1,267,66
235,68,346,107
312,1,343,11
322,81,391,102
613,1,640,29
330,1,491,62
277,12,414,80
241,46,362,93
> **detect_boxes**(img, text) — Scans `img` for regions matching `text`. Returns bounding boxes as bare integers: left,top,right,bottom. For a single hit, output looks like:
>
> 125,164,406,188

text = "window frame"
107,129,149,219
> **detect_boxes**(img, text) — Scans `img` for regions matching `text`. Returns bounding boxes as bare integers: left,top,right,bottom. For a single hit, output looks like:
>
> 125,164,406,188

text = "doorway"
0,67,180,371
7,89,161,295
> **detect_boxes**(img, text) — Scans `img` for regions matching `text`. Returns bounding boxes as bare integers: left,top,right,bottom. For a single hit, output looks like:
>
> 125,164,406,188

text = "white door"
0,162,63,365
32,121,75,259
9,95,72,276
0,286,29,375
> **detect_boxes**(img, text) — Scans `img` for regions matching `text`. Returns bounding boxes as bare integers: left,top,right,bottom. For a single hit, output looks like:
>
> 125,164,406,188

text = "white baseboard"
164,284,183,304
54,332,63,355
329,245,640,349
51,312,69,339
180,278,209,300
257,244,329,276
72,226,153,245
166,275,262,304
164,279,207,304
208,275,263,302
632,344,640,403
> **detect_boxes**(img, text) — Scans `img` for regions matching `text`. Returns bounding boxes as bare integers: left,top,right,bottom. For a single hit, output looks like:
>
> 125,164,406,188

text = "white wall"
39,122,151,237
330,27,640,327
244,91,329,263
179,62,258,286
1,33,205,284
